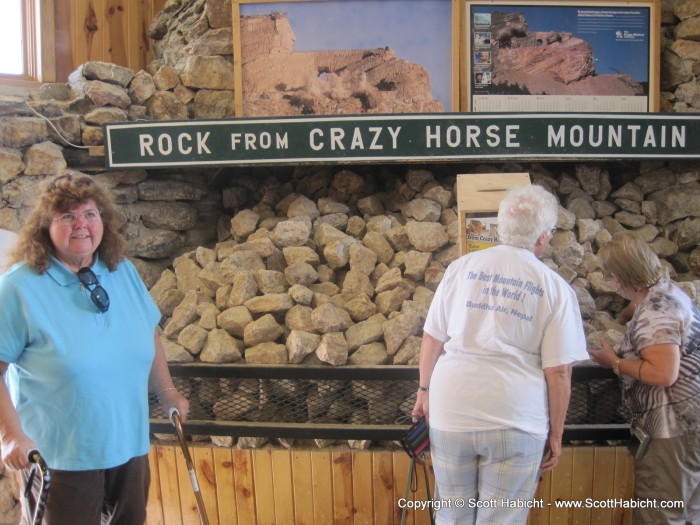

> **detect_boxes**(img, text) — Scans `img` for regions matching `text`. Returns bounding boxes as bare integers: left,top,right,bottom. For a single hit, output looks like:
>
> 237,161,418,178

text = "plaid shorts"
429,427,545,525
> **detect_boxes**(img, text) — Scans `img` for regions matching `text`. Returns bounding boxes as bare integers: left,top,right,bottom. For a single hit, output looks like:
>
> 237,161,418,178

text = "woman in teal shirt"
0,172,189,525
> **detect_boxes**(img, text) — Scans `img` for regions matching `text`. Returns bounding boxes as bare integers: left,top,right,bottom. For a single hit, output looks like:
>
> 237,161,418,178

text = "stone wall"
1,0,700,520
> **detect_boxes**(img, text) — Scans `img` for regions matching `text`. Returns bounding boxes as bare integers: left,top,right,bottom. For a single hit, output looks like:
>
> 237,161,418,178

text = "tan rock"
177,325,209,355
312,303,353,333
316,332,348,365
245,342,288,364
217,306,254,337
200,329,244,363
244,293,294,314
243,314,284,346
287,330,321,364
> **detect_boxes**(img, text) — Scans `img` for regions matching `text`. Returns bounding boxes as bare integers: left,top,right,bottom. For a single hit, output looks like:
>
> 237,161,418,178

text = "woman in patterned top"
588,231,700,525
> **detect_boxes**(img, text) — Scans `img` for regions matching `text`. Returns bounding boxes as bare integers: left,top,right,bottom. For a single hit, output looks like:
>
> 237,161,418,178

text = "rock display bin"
145,164,699,449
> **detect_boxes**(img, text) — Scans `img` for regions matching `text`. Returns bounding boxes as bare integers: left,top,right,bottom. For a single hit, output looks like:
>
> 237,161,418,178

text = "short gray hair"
497,184,558,249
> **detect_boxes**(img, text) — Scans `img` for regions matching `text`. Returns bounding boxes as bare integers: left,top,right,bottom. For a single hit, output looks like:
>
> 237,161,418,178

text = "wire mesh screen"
568,378,626,425
149,364,628,443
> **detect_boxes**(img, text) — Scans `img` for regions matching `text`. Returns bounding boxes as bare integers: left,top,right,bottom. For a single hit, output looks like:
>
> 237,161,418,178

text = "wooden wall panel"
174,447,200,525
212,448,237,525
291,451,315,525
53,0,166,81
591,447,617,525
231,449,256,523
271,449,296,525
372,450,395,525
155,445,183,525
613,448,635,525
147,445,165,525
193,447,219,525
549,447,575,524
311,450,334,525
72,0,106,67
571,447,595,525
529,466,552,525
54,0,76,80
251,449,275,525
332,451,354,525
392,452,412,524
352,452,374,525
105,0,129,66
146,445,635,525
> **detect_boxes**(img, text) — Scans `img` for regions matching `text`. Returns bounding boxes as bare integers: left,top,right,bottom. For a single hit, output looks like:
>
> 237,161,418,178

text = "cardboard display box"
456,172,531,255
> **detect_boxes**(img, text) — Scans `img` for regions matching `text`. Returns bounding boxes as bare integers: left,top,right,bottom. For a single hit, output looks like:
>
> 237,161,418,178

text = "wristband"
417,385,429,392
612,358,621,376
156,387,177,399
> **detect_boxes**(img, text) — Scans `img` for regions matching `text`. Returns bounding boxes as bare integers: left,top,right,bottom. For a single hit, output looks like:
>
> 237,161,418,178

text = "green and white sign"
103,113,700,169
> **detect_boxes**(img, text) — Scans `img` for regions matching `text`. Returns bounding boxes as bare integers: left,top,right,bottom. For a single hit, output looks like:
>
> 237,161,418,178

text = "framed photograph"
460,0,661,112
232,0,458,117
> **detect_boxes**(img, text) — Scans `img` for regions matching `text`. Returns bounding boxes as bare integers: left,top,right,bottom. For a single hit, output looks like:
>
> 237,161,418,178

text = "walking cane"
25,450,51,525
169,408,210,525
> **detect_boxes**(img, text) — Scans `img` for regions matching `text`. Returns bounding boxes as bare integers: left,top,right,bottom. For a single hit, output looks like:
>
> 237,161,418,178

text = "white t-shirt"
0,229,18,274
424,244,588,439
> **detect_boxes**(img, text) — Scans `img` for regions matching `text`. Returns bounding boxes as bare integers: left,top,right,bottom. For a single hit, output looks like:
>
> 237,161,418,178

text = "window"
0,0,54,88
0,1,25,76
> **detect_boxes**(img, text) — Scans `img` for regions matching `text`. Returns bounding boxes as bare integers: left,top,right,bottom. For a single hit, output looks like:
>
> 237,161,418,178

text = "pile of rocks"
151,167,460,368
150,163,700,370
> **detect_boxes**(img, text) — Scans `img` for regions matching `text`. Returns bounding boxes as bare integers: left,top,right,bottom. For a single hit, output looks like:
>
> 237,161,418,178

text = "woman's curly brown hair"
6,172,127,273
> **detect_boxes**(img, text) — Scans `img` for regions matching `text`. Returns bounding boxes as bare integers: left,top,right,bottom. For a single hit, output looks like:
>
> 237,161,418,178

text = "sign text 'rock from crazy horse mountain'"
103,113,700,169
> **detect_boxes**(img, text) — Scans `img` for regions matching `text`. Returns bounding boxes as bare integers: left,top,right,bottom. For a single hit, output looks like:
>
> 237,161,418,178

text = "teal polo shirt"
0,256,161,470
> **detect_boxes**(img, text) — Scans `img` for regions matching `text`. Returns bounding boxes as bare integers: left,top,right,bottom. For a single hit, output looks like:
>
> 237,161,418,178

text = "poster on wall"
233,0,457,117
462,0,660,112
465,213,500,253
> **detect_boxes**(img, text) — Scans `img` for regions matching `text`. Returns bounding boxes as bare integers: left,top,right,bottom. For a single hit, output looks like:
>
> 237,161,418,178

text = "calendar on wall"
462,0,661,113
472,95,649,113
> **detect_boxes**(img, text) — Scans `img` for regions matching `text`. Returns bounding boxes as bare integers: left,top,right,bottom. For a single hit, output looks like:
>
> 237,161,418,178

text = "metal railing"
149,364,628,443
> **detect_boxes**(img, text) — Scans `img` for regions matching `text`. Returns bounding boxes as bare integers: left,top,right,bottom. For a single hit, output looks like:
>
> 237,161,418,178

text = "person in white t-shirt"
412,184,587,525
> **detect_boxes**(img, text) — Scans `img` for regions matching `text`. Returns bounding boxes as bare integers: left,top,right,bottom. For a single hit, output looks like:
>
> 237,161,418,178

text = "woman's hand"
158,388,190,422
587,337,618,369
540,432,562,472
1,433,38,471
0,363,37,471
411,390,429,424
150,329,190,421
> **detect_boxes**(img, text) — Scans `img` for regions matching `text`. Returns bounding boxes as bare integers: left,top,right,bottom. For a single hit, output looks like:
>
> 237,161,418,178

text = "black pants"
20,454,150,525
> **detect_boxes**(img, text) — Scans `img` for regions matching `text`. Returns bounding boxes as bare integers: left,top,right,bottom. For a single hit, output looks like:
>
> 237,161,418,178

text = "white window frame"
0,0,55,91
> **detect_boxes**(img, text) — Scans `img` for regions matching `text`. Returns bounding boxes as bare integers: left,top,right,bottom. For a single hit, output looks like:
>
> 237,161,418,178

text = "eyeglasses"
53,209,102,225
77,267,110,313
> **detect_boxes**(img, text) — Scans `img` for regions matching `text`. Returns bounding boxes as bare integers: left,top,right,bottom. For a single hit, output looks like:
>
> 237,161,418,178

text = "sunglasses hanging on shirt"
77,267,110,313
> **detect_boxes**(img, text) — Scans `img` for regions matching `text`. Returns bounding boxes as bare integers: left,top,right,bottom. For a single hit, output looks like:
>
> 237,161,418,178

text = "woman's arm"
588,338,680,387
542,364,572,472
637,344,680,387
149,328,190,420
0,362,37,470
411,332,444,423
